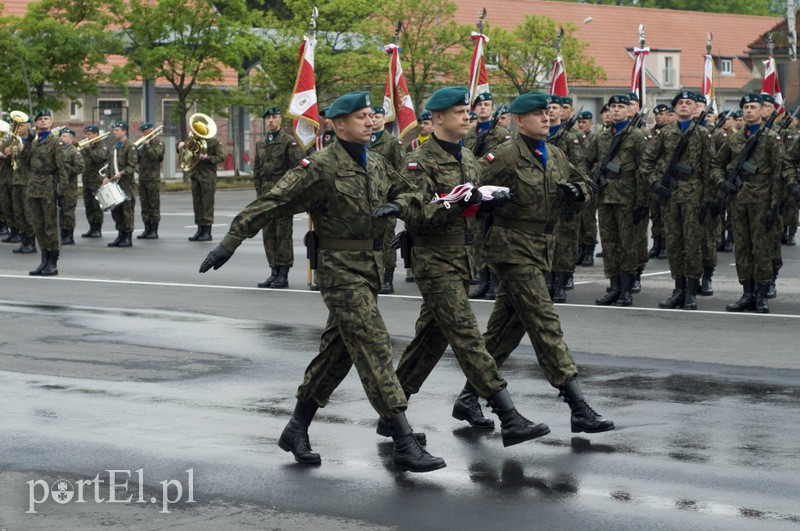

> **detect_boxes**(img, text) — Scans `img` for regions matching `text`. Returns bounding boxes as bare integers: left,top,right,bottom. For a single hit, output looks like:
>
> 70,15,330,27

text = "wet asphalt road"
1,189,800,530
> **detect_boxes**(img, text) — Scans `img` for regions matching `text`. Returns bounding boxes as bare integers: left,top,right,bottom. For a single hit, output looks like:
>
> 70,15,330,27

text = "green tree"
487,16,605,95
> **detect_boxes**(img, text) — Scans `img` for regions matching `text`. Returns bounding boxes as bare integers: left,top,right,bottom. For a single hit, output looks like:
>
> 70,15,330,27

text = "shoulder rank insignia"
485,153,495,162
299,158,311,168
407,162,419,171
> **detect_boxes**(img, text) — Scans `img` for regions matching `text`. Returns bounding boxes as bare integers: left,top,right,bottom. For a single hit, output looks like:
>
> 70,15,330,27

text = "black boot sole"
571,422,615,434
452,407,495,430
393,457,446,473
277,437,321,465
501,423,550,447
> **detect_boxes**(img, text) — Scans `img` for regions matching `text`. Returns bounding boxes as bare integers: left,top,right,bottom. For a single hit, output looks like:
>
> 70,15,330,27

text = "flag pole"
306,7,318,290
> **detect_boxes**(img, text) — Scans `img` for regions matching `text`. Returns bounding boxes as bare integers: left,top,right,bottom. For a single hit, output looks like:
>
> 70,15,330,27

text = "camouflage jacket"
138,139,165,182
0,136,13,182
464,124,512,157
712,127,784,207
24,131,68,199
712,128,732,153
369,130,404,170
221,139,421,290
641,121,714,204
61,143,84,180
253,129,303,193
547,125,584,166
479,135,592,271
187,137,224,182
579,122,648,206
398,136,481,281
11,134,33,187
109,139,138,188
81,139,108,188
780,132,800,192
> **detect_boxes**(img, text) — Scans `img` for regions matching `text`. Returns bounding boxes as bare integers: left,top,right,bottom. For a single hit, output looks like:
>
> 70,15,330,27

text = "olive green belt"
318,237,383,251
493,216,555,235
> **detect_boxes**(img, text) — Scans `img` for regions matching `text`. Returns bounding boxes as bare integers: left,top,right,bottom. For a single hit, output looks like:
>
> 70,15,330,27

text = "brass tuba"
179,113,216,172
9,111,29,171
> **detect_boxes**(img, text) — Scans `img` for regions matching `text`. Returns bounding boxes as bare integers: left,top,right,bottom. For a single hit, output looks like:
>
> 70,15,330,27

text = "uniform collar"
332,139,368,173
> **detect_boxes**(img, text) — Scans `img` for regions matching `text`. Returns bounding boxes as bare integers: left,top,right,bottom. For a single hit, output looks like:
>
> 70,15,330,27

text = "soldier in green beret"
646,103,674,262
182,118,224,242
200,91,446,473
575,110,599,267
497,105,511,130
451,91,614,435
136,122,165,240
407,111,433,153
0,118,19,244
313,106,335,152
8,119,36,253
58,128,84,245
79,125,108,239
105,121,138,248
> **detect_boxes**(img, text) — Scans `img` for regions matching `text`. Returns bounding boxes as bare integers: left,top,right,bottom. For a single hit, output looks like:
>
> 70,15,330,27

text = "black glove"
651,181,672,206
372,202,401,218
763,206,777,231
698,202,711,224
458,187,482,211
558,182,584,202
632,204,649,225
199,244,233,273
789,183,800,206
718,180,739,196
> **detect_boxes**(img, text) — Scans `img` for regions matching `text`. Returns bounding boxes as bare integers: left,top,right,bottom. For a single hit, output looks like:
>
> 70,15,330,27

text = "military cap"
509,92,552,114
600,104,609,113
319,106,330,118
561,96,574,106
84,125,99,133
671,90,695,107
760,93,775,104
578,110,593,120
426,87,471,111
608,94,631,106
327,91,372,119
139,121,154,131
469,111,478,120
371,105,386,115
653,103,670,114
549,95,563,106
262,107,281,118
498,104,511,115
60,128,75,136
693,93,708,105
740,93,764,107
732,109,743,118
112,121,128,130
628,92,639,102
473,91,493,106
34,108,52,120
417,110,432,122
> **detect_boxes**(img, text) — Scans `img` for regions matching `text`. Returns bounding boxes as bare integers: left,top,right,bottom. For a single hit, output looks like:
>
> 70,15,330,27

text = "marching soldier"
200,91,446,473
22,109,67,276
182,121,224,242
576,110,593,136
575,110,599,267
713,94,783,314
80,125,107,238
105,121,138,248
407,110,432,152
450,91,613,435
374,86,550,448
58,129,84,245
9,119,36,254
646,103,672,261
252,107,303,289
642,90,713,310
580,94,649,306
136,122,165,240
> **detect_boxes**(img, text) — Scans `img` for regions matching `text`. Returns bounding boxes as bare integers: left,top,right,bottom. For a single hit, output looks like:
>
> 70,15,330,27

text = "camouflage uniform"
782,128,800,245
81,139,108,228
647,123,669,254
781,132,800,236
187,137,224,226
220,141,421,418
548,126,584,283
109,139,138,233
253,129,304,268
577,130,599,250
138,138,165,224
12,135,34,242
59,142,84,233
478,135,591,387
369,130,405,272
23,131,68,251
0,137,14,233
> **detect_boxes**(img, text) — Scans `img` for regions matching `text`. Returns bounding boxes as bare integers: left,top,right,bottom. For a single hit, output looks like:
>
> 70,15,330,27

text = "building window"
663,56,675,86
69,100,83,120
162,100,179,136
720,58,733,76
94,100,128,132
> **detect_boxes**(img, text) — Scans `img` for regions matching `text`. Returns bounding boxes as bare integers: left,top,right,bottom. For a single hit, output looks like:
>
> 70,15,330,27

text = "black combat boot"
648,236,662,259
20,234,37,253
1,227,19,243
378,268,395,294
755,281,770,314
726,279,756,312
488,388,550,447
29,249,49,276
107,231,124,247
595,275,621,305
699,266,714,296
658,277,685,309
723,231,733,252
188,225,203,241
616,274,634,307
146,222,159,239
575,244,586,266
82,224,102,238
581,245,595,266
683,277,699,310
716,229,726,252
405,268,414,283
565,272,574,291
271,265,290,289
117,232,132,248
452,382,495,429
257,267,279,288
40,250,59,276
631,268,643,294
469,269,490,299
484,274,500,300
196,225,212,242
0,221,7,235
552,272,567,303
658,239,668,259
12,234,26,253
61,229,74,245
787,226,797,246
781,226,790,245
388,412,446,472
766,269,778,300
376,416,427,444
558,380,615,434
278,399,321,465
136,222,151,239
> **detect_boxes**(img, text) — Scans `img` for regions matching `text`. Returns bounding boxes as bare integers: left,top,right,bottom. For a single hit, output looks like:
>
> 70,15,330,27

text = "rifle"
304,230,318,270
655,110,708,207
549,105,584,148
776,105,800,136
705,112,728,136
591,111,645,196
712,109,780,216
471,110,500,156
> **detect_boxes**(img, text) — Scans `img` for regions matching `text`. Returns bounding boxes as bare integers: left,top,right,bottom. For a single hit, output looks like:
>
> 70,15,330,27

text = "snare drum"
94,182,128,211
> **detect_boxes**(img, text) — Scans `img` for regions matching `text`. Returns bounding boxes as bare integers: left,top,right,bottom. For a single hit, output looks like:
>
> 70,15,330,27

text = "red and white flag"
630,45,650,107
468,32,490,107
287,35,320,150
549,55,568,97
762,55,785,115
383,44,418,139
701,52,717,113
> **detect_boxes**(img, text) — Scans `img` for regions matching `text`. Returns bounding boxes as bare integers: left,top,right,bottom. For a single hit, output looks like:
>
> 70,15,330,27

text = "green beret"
509,92,552,114
327,91,372,119
549,95,563,106
139,121,154,131
671,90,695,108
371,106,386,115
561,96,574,106
319,106,330,118
653,104,670,114
608,94,631,106
760,93,775,104
600,104,609,113
426,87,471,112
732,109,743,118
34,109,52,120
473,91,493,106
498,104,510,115
628,92,639,102
111,121,128,130
84,125,99,133
417,110,432,121
263,107,281,118
740,93,763,108
469,111,478,120
694,93,708,105
578,111,593,120
60,128,75,136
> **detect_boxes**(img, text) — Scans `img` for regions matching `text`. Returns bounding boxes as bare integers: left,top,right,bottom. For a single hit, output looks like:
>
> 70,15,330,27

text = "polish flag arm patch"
485,153,495,162
407,162,419,171
299,158,311,167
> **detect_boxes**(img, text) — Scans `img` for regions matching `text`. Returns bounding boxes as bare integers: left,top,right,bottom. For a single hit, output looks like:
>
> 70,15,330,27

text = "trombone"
77,131,110,151
8,111,28,170
135,125,163,149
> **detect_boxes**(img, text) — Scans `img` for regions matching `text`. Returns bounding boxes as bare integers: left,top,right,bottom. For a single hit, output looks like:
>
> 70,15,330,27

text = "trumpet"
77,131,110,151
9,111,28,170
135,125,163,149
179,113,216,172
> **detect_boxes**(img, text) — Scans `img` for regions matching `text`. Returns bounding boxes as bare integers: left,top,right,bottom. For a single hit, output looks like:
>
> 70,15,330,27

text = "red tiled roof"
453,0,781,90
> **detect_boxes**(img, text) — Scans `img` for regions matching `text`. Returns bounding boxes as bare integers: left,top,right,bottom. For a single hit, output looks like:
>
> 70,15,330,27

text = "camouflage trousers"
597,203,640,277
769,208,783,272
0,180,13,229
111,181,137,232
82,183,104,226
552,211,580,274
731,201,773,283
470,218,490,272
59,175,78,231
394,274,507,398
26,194,59,251
190,178,215,225
649,196,664,238
261,216,294,267
663,200,703,279
637,208,649,270
13,184,32,236
295,282,408,419
484,262,578,388
578,201,598,246
701,210,721,269
139,180,161,224
783,198,799,228
381,216,397,270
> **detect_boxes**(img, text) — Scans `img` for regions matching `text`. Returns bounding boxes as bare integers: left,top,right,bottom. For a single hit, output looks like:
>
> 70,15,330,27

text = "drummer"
104,121,138,248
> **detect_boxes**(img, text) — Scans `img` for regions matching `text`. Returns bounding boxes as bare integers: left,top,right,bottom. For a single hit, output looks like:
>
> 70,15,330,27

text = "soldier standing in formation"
184,128,224,242
451,92,613,435
136,122,165,240
80,125,107,239
8,119,35,254
200,91,447,473
646,103,672,261
105,121,138,248
407,110,432,152
252,107,303,289
58,128,84,246
782,131,800,250
575,110,599,267
0,123,17,244
313,107,335,152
